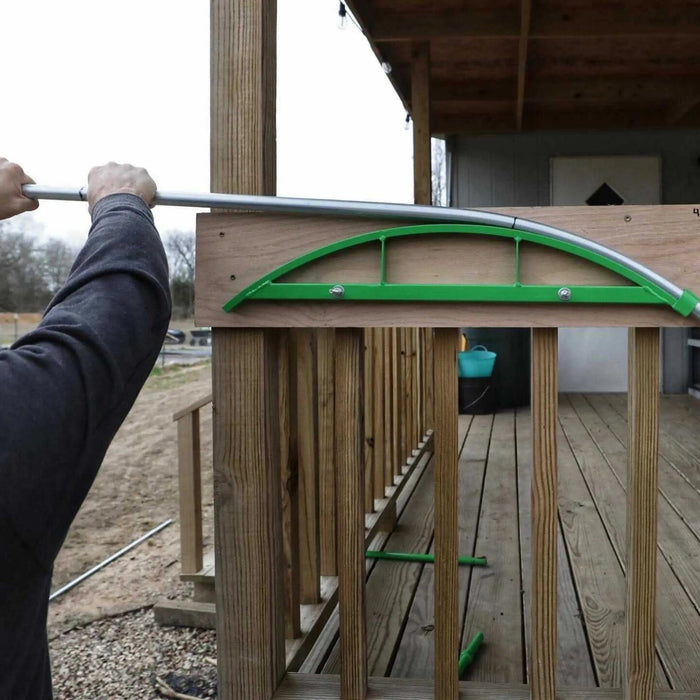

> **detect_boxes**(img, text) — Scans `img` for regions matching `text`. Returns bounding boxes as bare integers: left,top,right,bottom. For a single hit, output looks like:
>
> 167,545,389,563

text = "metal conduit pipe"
23,184,700,320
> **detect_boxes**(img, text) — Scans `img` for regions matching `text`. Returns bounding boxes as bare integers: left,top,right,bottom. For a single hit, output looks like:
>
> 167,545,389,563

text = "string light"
404,113,411,130
338,1,347,29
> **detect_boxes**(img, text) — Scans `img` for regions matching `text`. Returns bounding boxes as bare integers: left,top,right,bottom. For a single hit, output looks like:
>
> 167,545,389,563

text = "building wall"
448,128,700,393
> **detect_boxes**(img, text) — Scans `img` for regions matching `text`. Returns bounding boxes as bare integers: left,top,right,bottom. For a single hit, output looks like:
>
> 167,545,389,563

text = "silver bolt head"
329,284,345,299
558,287,572,301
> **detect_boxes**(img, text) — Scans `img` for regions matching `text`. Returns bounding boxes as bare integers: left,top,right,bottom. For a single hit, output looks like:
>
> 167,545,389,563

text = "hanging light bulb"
381,61,392,74
404,114,411,131
338,2,347,29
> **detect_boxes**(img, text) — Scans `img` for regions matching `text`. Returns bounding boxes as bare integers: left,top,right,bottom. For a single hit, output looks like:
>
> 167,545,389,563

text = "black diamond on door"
585,182,625,206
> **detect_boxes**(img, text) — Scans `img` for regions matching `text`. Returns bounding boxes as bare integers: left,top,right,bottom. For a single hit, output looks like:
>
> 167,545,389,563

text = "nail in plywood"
433,328,459,698
316,328,337,578
625,328,660,700
293,329,321,605
334,329,368,698
212,329,285,697
530,328,559,699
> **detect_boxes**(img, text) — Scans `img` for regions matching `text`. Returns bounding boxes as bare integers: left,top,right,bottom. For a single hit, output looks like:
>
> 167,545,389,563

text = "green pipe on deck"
458,632,485,677
364,550,487,566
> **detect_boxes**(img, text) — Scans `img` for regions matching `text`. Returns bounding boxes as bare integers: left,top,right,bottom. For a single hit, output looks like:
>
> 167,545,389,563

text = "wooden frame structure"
196,1,700,698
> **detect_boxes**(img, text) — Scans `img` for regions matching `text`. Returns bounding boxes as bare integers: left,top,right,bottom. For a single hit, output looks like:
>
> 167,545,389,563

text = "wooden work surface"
195,205,700,328
294,395,700,692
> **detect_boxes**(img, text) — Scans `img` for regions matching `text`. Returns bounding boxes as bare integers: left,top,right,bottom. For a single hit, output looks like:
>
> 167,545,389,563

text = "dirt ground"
48,362,214,639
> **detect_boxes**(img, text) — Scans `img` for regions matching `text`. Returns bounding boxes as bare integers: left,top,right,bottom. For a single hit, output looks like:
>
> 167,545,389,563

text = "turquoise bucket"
458,345,497,378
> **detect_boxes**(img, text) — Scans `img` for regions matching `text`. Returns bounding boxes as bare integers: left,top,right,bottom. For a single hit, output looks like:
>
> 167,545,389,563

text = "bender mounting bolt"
558,287,572,301
329,285,345,299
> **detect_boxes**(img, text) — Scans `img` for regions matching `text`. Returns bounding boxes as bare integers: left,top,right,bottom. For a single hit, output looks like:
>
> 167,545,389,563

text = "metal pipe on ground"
49,519,173,601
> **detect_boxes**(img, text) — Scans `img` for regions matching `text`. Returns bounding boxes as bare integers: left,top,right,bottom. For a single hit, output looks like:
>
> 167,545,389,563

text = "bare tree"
431,138,447,207
39,238,78,295
164,230,196,318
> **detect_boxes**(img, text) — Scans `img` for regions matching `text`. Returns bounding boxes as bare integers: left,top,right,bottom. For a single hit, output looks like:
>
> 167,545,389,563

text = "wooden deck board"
390,414,477,679
461,411,523,684
566,394,700,690
181,394,700,693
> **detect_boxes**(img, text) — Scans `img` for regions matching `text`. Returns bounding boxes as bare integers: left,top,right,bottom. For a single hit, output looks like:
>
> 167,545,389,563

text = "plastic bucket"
458,345,496,378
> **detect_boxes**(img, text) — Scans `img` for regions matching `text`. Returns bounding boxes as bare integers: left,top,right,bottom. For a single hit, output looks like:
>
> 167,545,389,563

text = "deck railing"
194,206,699,699
171,329,434,661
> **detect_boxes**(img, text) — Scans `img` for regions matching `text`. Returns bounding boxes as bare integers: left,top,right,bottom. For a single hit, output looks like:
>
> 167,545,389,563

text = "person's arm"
0,163,172,566
0,158,39,219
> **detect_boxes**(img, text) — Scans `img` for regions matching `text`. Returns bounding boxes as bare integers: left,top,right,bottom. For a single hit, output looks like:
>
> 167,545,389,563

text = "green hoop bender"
23,184,700,319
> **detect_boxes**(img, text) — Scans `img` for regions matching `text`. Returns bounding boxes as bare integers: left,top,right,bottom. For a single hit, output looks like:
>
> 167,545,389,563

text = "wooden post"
317,328,337,577
279,330,301,638
294,329,321,604
335,329,368,699
372,329,386,501
624,328,660,700
212,330,285,698
384,328,395,488
178,410,203,575
211,0,281,695
433,328,459,699
424,328,434,431
364,328,375,512
530,328,558,699
411,41,431,206
391,328,402,476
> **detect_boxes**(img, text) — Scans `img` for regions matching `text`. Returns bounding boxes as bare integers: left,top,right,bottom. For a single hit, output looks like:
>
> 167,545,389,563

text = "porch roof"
344,0,700,134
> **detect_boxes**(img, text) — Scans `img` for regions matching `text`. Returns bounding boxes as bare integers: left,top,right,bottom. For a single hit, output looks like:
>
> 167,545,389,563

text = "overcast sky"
1,0,414,246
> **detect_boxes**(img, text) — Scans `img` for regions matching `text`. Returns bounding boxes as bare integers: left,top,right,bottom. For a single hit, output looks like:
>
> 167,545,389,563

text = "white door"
551,155,661,392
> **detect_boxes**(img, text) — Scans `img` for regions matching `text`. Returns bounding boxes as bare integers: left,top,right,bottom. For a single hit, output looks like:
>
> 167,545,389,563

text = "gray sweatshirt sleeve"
0,193,171,567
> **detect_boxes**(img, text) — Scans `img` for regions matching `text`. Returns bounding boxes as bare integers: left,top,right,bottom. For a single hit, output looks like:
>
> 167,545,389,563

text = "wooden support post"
372,329,386,501
398,329,409,469
411,41,431,206
391,328,402,476
178,410,203,575
424,327,434,431
212,330,285,698
317,328,337,577
335,329,368,699
433,328,459,699
364,328,375,512
294,329,321,604
384,328,395,488
624,328,660,700
530,328,558,700
210,0,280,696
279,330,301,638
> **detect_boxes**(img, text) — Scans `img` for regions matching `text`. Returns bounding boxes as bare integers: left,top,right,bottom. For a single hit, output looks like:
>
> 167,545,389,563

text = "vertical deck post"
294,329,321,604
177,409,203,575
372,329,386,501
213,330,285,698
384,328,396,488
279,330,301,638
624,328,660,700
391,328,402,477
364,328,375,511
210,0,281,695
530,328,558,700
433,328,459,699
335,328,368,699
317,328,337,577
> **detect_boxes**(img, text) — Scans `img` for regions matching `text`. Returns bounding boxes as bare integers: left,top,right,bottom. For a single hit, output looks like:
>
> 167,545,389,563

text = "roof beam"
431,76,700,104
516,0,532,131
370,8,700,42
433,107,676,135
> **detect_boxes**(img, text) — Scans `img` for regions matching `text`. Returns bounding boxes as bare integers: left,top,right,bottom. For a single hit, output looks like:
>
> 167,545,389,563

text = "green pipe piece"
458,631,485,677
364,550,487,566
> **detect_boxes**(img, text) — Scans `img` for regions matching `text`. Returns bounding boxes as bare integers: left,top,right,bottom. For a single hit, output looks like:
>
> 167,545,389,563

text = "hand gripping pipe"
22,184,700,320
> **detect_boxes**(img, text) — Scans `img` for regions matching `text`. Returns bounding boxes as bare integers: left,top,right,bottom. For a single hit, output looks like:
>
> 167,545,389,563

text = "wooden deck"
296,393,700,692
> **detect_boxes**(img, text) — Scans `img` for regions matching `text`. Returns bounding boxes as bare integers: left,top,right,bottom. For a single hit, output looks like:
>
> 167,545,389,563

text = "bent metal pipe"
22,183,700,321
